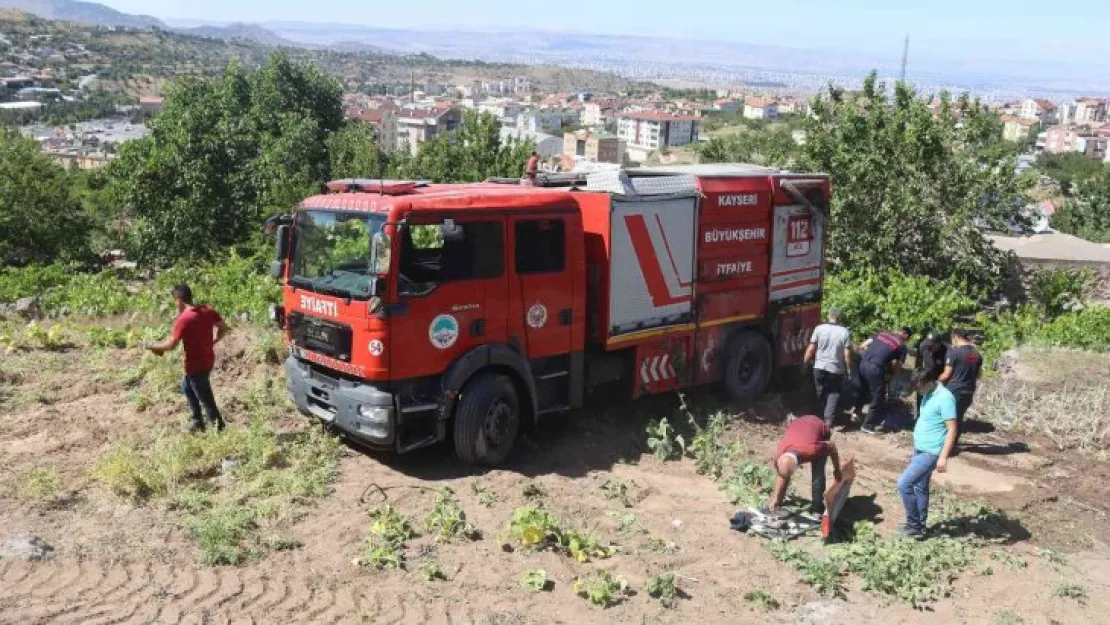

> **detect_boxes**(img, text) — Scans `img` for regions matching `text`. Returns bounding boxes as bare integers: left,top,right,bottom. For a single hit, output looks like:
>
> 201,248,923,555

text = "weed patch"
424,487,480,543
94,419,340,565
418,558,446,581
765,540,844,598
687,409,735,480
357,504,417,570
646,572,678,608
721,459,777,509
508,505,618,562
574,570,630,608
470,481,497,508
645,418,684,461
743,589,780,611
995,612,1024,625
599,478,634,508
9,465,63,501
521,569,551,592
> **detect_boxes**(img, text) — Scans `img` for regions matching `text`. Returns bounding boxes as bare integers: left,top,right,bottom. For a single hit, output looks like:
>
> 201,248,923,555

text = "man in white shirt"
803,308,853,427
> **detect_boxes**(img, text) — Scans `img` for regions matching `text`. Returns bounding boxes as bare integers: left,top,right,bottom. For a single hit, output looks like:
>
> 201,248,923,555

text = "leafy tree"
698,126,800,168
802,74,1030,292
1036,152,1108,196
0,132,90,266
107,54,343,266
396,110,534,183
328,122,387,180
1050,169,1110,243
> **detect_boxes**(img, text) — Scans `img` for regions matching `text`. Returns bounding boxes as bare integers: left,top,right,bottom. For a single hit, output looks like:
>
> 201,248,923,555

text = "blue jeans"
181,370,223,428
897,449,938,532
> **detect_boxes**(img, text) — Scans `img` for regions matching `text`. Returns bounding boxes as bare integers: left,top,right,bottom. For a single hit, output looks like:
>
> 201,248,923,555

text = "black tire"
722,331,774,399
453,373,521,466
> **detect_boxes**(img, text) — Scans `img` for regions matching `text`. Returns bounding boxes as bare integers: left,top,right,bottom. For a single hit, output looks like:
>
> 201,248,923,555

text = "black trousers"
955,393,974,443
810,455,828,515
813,369,844,426
856,362,886,427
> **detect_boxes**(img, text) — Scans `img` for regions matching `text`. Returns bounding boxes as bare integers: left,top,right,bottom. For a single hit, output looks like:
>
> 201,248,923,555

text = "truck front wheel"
722,331,773,399
453,373,521,466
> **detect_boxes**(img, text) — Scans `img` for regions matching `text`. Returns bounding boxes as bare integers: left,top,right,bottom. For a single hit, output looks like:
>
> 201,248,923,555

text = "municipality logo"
429,314,460,350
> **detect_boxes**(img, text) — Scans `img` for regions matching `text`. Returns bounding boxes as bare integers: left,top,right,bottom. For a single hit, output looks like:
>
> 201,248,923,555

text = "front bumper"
284,355,395,448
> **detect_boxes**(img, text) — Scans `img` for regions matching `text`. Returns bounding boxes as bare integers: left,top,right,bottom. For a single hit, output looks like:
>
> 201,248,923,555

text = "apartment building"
1075,99,1107,124
517,109,577,134
743,97,779,120
561,129,625,169
346,107,398,152
616,111,699,154
1019,99,1058,123
1002,116,1040,142
395,107,462,155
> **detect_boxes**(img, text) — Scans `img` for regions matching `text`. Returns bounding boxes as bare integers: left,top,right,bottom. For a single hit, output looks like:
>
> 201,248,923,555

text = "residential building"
517,109,576,134
346,107,398,152
1002,116,1039,142
1075,98,1107,124
501,128,562,159
711,99,742,113
1058,101,1079,125
743,97,779,120
617,111,699,159
395,107,462,155
138,96,163,115
478,100,522,124
777,99,801,115
1019,98,1057,123
561,129,625,170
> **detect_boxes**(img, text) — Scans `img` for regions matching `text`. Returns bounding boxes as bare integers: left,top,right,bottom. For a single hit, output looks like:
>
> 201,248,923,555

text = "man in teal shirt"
896,371,958,538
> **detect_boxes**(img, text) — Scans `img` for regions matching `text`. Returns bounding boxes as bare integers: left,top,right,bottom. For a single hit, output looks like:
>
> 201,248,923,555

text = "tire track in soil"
355,589,410,625
248,571,290,617
12,560,98,625
85,561,155,625
63,562,134,625
233,570,269,614
171,565,223,623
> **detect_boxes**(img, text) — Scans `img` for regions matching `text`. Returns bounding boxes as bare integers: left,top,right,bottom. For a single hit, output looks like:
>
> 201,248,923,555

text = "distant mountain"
0,0,162,28
178,22,307,49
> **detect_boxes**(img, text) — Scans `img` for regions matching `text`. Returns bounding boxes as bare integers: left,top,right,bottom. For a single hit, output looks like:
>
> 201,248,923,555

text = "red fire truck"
267,164,830,465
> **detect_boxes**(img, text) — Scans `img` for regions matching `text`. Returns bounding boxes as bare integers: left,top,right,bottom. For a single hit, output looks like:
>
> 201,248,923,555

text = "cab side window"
515,219,565,274
400,221,503,295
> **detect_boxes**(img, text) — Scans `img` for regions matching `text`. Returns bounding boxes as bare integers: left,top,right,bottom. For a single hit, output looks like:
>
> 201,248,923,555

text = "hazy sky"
98,0,1110,63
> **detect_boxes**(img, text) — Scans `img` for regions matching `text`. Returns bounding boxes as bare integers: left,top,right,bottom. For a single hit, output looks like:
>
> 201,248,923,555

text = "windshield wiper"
290,277,352,300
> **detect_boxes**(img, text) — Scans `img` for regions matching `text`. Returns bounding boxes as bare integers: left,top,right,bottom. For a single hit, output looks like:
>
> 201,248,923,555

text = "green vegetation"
721,459,777,509
358,504,417,570
9,465,64,501
94,389,341,565
1052,583,1087,601
521,569,551,592
573,570,630,608
470,481,497,508
423,487,480,543
765,540,845,598
646,572,678,608
995,612,1025,625
1051,169,1110,243
599,478,634,508
823,269,980,339
645,418,685,461
683,400,736,480
743,589,780,611
418,558,446,581
507,505,618,562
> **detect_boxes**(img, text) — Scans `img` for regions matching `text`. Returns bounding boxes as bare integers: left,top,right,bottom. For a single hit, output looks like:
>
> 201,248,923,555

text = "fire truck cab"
269,165,830,466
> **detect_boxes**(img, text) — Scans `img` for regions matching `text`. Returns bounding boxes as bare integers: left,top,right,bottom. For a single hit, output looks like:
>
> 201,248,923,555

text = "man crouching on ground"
146,284,230,433
896,370,958,538
768,414,843,520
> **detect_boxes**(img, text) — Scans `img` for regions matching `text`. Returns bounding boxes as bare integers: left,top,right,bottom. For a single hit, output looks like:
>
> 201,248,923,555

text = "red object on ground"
822,457,857,538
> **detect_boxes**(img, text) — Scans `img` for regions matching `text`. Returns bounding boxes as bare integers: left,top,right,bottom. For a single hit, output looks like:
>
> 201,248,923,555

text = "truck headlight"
357,405,390,424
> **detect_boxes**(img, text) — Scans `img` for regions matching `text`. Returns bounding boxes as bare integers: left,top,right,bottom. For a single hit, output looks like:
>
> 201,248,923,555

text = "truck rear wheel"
722,331,773,399
453,373,521,466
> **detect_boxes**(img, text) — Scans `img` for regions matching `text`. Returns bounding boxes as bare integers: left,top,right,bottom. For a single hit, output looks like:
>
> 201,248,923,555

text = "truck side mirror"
275,225,290,260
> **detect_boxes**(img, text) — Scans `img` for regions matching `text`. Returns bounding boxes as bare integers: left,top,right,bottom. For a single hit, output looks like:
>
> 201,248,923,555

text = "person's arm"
842,346,853,371
938,364,954,384
214,317,230,345
936,419,958,473
147,318,183,356
769,469,789,510
828,442,842,482
803,343,817,366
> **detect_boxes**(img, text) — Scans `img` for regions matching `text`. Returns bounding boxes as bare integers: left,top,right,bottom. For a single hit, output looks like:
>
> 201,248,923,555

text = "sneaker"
897,525,924,539
213,419,226,432
184,421,205,434
860,424,877,435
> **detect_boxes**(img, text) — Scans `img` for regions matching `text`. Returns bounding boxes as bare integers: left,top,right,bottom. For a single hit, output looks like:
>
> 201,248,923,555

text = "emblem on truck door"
526,303,548,329
368,339,384,357
429,314,460,350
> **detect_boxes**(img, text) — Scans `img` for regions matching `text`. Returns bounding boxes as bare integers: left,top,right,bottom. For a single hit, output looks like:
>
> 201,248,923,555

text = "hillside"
0,0,161,28
0,11,643,97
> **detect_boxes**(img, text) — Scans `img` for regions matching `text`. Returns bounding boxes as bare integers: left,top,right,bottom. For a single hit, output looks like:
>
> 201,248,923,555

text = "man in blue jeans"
897,370,958,538
146,284,230,432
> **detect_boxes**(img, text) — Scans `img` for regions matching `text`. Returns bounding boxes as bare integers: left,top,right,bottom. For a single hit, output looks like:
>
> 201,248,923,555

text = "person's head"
910,369,938,395
774,453,799,479
951,328,972,345
898,327,912,341
827,307,842,324
531,151,537,157
171,283,193,313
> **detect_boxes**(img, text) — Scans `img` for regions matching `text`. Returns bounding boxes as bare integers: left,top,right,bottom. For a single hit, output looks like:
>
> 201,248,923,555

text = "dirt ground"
2,335,1109,625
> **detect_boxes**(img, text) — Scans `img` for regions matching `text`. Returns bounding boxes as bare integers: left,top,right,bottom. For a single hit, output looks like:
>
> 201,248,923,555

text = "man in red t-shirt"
768,414,843,518
147,284,230,432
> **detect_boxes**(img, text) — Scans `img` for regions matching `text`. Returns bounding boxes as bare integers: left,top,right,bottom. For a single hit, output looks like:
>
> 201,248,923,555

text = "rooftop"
620,110,698,122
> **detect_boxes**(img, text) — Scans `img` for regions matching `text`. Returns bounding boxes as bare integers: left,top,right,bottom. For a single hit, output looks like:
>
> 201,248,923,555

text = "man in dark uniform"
767,414,843,520
939,329,983,446
855,327,912,434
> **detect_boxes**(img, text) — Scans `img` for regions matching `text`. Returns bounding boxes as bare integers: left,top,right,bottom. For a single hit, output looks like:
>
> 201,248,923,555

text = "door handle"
470,319,485,338
559,309,572,326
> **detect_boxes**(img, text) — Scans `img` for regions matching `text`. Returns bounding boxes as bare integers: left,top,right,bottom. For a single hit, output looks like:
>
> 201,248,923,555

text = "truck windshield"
290,210,387,300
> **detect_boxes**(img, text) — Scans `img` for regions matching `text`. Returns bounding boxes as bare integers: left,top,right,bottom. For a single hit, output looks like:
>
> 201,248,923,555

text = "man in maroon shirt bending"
768,414,843,518
147,284,230,432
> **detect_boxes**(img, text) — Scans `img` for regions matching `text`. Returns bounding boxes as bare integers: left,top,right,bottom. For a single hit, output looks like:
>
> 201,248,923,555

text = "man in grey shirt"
803,308,853,426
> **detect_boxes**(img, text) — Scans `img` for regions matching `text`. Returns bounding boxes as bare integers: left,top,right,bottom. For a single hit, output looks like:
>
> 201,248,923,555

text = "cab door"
510,216,575,413
389,215,508,383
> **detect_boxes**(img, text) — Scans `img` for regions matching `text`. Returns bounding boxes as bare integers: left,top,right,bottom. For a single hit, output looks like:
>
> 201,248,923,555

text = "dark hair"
900,327,913,338
952,328,972,341
172,284,193,304
531,151,538,156
910,369,937,387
